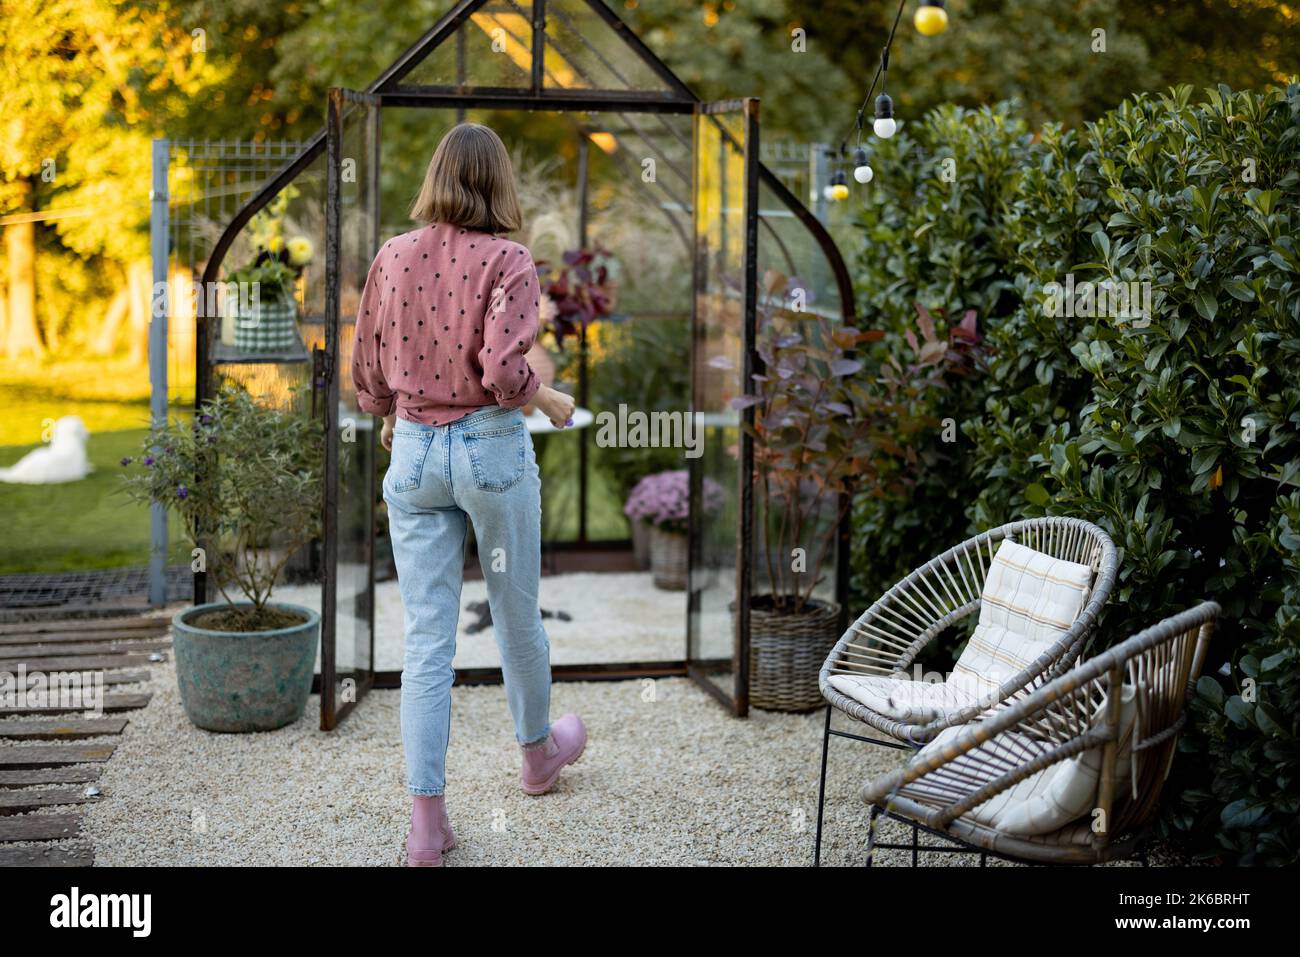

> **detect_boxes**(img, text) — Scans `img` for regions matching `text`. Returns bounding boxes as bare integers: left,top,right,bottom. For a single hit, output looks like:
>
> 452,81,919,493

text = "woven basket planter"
649,525,688,590
233,292,299,352
747,596,840,712
630,518,652,570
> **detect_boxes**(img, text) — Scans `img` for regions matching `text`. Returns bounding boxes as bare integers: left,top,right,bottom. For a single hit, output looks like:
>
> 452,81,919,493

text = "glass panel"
325,92,381,723
752,176,846,612
571,110,694,543
687,106,754,710
203,150,328,612
401,1,534,88
543,0,673,91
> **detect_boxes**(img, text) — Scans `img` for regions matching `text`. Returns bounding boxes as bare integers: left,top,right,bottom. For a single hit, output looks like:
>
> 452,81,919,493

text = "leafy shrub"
847,101,1030,602
849,83,1300,862
121,385,323,628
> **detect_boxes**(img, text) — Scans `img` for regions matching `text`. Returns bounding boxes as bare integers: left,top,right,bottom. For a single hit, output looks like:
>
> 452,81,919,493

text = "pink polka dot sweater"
351,223,542,426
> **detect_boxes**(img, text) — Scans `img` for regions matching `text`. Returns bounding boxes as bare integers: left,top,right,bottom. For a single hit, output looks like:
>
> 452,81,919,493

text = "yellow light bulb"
914,4,948,36
830,183,850,201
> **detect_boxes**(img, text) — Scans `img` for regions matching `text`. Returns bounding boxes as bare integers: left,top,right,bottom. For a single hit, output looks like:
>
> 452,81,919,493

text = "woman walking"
351,123,586,867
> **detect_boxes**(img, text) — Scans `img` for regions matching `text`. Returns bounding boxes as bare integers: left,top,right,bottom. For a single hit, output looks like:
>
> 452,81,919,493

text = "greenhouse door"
686,98,759,716
321,88,381,729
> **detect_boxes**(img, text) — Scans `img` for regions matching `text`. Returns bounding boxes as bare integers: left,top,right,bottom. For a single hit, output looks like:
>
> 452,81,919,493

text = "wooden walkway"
0,614,168,866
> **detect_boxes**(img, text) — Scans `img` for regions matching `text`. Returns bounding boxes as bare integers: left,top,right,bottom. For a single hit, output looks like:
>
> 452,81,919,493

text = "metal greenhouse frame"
197,0,856,728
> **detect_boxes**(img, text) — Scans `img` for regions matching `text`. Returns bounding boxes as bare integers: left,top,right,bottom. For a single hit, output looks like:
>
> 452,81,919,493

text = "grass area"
0,356,192,445
0,428,190,574
0,357,193,572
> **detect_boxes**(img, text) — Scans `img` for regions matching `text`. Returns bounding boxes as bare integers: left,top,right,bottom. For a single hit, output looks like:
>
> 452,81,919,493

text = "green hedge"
849,83,1300,864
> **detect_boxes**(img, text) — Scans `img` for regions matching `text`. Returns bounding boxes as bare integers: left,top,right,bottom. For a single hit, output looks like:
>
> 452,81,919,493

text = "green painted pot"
171,602,319,732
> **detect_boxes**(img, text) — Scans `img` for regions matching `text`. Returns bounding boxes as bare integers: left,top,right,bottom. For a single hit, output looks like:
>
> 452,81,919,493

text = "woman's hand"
380,414,396,451
532,384,575,428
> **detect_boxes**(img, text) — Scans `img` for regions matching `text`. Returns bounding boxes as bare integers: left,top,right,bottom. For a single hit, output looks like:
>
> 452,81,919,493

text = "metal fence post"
811,142,829,225
148,139,170,606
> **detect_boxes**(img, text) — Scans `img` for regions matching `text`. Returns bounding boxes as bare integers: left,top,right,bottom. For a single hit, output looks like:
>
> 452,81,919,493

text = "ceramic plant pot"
171,601,319,732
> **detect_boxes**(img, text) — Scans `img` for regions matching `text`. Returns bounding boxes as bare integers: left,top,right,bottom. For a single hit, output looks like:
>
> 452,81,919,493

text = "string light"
831,1,956,190
873,94,896,138
838,0,907,187
914,1,949,36
852,146,873,183
830,170,849,201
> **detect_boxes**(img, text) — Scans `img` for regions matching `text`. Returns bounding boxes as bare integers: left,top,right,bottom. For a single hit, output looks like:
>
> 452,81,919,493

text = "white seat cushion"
826,673,982,723
912,684,1139,837
951,539,1093,692
830,537,1094,724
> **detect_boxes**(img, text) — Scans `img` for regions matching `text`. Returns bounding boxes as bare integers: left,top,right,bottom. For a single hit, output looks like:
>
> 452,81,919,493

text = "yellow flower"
1209,465,1224,491
286,236,313,266
264,235,283,253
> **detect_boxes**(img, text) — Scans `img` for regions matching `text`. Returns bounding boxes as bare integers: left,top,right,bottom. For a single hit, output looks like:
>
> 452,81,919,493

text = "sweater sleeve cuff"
496,369,541,410
356,390,396,417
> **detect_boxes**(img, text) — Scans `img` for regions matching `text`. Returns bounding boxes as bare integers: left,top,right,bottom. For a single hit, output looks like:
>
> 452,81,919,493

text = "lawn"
0,426,191,573
0,359,192,574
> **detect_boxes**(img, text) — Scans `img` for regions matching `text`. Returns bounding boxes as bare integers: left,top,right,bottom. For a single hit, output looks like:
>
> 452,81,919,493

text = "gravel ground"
80,656,927,866
71,658,1171,866
16,577,1172,867
274,571,693,670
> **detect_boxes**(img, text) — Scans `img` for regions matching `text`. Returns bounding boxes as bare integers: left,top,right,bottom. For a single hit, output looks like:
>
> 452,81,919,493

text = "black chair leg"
864,805,880,868
980,851,988,867
813,705,832,868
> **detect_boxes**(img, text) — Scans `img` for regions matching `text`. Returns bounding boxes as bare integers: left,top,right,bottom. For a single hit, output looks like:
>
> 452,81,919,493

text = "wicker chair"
814,517,1117,865
856,601,1218,865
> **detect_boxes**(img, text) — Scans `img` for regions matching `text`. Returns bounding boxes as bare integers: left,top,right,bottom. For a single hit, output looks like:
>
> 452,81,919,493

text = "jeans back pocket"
387,430,434,493
462,422,526,492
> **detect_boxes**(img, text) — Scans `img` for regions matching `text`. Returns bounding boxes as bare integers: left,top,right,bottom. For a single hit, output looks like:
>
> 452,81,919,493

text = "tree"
0,0,228,357
622,0,858,141
802,0,1299,133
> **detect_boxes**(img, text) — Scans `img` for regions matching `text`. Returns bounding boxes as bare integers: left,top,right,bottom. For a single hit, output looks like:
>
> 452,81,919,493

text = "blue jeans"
384,405,552,796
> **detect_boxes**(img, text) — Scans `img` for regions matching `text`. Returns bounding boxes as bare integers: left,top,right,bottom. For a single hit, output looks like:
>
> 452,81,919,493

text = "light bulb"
830,183,850,201
822,185,835,200
874,93,896,139
854,164,874,184
915,2,949,36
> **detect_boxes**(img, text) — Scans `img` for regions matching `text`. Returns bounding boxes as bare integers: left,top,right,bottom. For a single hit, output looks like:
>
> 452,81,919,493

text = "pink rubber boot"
519,713,587,796
406,795,457,867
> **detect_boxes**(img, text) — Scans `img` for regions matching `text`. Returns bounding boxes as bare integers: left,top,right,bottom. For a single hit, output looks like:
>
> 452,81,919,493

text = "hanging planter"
232,288,299,352
224,186,313,354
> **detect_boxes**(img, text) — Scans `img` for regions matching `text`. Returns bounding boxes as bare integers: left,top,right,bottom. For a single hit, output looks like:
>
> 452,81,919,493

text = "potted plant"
122,385,323,732
731,272,981,711
624,469,724,590
224,186,313,353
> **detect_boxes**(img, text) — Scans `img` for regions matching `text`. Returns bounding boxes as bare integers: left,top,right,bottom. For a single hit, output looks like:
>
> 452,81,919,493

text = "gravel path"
79,650,959,866
67,575,1167,866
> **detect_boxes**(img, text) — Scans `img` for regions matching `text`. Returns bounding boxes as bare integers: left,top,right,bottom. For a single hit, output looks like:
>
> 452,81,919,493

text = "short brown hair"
409,123,523,234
